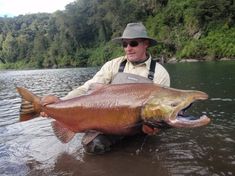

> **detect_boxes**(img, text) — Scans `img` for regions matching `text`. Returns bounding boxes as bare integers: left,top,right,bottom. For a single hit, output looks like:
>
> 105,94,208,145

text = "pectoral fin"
51,121,75,143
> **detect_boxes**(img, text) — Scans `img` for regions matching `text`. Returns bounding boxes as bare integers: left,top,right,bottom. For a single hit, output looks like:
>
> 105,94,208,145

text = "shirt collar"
124,54,152,68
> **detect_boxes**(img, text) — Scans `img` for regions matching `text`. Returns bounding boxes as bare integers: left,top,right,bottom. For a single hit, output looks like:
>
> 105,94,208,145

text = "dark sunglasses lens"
122,41,139,48
129,41,139,47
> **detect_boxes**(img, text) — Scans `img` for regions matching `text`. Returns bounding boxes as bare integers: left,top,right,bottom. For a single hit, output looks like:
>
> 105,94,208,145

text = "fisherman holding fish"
40,22,171,154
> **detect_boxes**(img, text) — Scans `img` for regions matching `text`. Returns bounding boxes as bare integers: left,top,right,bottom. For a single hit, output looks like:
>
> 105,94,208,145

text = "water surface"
0,61,234,176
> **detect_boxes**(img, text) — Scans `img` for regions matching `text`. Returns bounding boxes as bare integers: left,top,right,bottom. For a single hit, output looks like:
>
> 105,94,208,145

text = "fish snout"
192,91,209,100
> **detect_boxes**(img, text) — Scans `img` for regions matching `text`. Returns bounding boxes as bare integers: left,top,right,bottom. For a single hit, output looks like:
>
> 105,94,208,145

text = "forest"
0,0,235,69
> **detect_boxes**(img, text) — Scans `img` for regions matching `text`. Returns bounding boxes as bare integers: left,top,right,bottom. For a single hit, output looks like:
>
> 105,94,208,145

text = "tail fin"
16,87,42,121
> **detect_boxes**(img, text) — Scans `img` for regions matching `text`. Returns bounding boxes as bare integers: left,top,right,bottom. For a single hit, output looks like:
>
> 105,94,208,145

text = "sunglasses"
122,40,141,48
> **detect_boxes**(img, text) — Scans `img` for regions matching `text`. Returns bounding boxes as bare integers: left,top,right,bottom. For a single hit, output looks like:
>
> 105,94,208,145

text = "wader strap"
118,59,156,80
148,59,156,81
118,59,127,72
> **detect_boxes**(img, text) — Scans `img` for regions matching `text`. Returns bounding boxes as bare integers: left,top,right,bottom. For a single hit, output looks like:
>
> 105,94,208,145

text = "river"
0,61,234,176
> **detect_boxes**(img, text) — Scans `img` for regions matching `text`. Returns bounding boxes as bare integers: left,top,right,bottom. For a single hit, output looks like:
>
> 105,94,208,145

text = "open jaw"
144,102,211,129
167,103,210,128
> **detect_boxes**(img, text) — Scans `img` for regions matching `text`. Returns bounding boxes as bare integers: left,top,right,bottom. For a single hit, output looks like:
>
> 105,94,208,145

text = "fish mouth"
166,91,210,128
177,103,195,119
144,102,210,129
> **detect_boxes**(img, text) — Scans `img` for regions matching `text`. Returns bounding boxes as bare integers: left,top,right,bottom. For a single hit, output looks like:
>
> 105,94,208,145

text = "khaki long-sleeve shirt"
62,55,170,100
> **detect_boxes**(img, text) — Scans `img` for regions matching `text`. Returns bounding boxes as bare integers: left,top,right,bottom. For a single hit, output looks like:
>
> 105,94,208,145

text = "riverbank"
166,57,235,64
0,57,234,70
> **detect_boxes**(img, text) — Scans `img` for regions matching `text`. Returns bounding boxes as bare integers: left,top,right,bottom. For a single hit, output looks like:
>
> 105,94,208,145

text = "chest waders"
111,59,156,84
82,59,157,154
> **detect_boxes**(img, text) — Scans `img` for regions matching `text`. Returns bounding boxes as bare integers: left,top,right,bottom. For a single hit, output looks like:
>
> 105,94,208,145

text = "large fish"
16,83,210,143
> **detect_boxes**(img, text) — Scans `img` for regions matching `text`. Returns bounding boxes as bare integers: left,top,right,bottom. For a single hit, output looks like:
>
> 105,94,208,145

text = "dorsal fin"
87,83,106,94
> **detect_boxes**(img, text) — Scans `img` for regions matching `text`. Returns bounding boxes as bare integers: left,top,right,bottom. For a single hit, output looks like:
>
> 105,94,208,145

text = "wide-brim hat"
112,22,157,47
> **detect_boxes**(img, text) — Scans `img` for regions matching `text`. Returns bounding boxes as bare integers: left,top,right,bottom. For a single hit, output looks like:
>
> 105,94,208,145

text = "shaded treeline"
0,0,235,69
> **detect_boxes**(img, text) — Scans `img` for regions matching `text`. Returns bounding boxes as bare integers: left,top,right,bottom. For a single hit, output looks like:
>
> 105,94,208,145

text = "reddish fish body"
43,84,157,135
17,83,210,143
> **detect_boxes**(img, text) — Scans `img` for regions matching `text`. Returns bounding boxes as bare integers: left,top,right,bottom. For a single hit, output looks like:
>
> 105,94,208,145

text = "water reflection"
0,61,235,175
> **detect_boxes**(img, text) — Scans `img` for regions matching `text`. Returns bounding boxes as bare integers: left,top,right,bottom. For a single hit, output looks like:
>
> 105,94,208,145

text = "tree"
1,32,18,63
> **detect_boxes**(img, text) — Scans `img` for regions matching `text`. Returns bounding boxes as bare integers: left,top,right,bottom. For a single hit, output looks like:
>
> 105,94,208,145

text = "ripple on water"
0,117,84,175
210,97,234,102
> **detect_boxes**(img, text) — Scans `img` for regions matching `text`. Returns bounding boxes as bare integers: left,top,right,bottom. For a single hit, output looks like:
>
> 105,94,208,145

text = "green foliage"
0,0,234,69
202,27,235,58
88,42,123,66
179,26,235,59
178,40,206,58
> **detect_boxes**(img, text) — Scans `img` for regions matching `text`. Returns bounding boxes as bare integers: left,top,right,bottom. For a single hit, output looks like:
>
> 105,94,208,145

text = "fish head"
141,88,210,128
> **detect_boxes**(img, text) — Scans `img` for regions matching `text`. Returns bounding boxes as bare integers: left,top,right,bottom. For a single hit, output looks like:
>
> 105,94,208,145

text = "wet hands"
40,95,61,117
142,124,160,135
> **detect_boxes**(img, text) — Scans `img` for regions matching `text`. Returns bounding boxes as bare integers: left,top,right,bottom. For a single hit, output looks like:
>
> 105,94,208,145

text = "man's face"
122,39,149,62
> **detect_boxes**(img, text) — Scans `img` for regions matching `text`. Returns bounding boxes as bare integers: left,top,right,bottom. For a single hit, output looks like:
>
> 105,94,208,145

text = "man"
41,22,170,154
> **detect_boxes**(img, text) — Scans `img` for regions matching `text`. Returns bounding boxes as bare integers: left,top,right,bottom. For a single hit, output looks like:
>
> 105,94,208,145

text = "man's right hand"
40,95,61,117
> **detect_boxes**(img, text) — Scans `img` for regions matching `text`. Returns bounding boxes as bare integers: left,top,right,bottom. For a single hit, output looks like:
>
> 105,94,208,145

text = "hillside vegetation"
0,0,234,69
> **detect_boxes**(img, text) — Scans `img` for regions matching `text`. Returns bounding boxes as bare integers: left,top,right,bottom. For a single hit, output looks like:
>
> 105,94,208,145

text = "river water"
0,61,234,176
